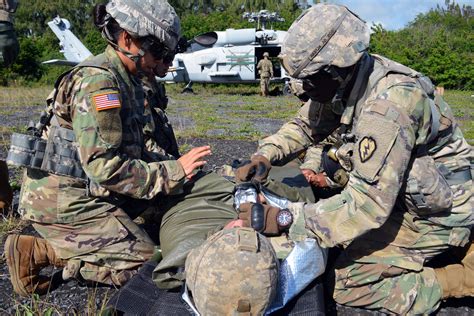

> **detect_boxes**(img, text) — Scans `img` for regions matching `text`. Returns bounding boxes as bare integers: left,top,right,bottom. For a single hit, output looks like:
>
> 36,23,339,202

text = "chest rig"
7,53,146,181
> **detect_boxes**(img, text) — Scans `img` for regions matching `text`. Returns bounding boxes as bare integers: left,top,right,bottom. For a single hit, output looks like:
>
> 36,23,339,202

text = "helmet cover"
185,227,278,315
106,0,181,50
280,3,370,79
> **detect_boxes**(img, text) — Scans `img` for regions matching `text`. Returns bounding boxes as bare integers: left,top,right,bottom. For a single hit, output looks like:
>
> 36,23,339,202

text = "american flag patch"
93,92,121,111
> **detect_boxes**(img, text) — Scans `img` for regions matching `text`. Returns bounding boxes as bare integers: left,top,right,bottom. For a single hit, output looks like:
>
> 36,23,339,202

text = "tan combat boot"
435,242,474,299
0,160,13,213
5,234,66,296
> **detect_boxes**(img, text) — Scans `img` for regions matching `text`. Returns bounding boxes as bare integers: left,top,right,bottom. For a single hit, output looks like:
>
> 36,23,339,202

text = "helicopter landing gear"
182,81,194,94
283,81,292,96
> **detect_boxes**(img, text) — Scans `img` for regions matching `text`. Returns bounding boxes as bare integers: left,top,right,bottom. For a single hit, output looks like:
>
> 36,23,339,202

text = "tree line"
0,0,472,90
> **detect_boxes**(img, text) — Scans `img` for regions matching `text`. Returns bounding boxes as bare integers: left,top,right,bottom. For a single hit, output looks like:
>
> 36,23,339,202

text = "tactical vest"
340,54,472,220
365,54,454,150
8,53,147,184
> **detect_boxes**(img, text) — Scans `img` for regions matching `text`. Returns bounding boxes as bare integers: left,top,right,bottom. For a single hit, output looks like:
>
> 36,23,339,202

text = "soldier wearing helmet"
0,0,19,215
5,0,215,296
257,51,273,96
235,3,473,314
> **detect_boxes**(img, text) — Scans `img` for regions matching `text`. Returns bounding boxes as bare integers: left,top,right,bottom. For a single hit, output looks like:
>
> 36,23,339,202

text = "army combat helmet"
279,3,369,79
185,227,278,315
106,0,180,52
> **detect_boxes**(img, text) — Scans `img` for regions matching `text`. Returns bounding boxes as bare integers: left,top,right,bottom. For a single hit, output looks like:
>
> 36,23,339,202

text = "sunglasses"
141,37,172,61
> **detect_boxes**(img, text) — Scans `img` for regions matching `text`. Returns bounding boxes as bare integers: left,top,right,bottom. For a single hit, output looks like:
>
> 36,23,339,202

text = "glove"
0,21,19,67
238,203,280,236
234,155,271,183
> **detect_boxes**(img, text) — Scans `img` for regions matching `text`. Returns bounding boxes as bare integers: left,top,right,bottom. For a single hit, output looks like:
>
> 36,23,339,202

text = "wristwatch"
276,209,293,229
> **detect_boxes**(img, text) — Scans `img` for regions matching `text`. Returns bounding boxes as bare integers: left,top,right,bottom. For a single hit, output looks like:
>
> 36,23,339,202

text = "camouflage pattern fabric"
257,53,473,314
106,0,180,50
300,130,346,189
0,0,18,22
257,57,273,96
33,207,156,285
142,77,180,159
17,46,186,285
331,211,471,314
185,227,278,315
279,3,370,79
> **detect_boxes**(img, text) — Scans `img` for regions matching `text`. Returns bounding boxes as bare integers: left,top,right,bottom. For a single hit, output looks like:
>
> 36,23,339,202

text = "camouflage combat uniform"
300,130,347,189
0,0,19,66
257,54,473,314
142,77,180,159
257,56,273,96
18,46,186,286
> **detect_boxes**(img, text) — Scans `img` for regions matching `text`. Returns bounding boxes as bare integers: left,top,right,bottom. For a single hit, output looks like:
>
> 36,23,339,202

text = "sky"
310,0,474,30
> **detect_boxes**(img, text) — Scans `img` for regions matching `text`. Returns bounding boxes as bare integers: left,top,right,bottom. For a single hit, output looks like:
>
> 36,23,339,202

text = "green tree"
370,0,473,89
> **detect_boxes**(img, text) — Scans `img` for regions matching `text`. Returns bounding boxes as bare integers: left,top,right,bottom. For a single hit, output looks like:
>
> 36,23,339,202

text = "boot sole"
5,234,30,297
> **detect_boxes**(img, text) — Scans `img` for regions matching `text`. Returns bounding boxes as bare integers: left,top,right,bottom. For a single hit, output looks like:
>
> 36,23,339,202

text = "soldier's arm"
256,100,340,165
0,0,18,22
300,145,324,172
70,70,185,200
290,84,426,247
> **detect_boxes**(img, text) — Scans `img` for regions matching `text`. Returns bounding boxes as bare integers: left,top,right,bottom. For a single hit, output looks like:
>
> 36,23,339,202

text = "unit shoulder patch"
92,92,121,112
359,136,377,163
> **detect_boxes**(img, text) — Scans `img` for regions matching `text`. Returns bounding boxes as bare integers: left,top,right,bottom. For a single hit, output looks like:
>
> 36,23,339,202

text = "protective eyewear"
141,37,169,61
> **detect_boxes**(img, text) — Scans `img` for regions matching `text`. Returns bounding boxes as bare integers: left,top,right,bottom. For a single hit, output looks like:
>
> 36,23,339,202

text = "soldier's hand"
301,169,328,188
301,169,316,184
238,203,280,236
178,146,211,179
234,155,271,183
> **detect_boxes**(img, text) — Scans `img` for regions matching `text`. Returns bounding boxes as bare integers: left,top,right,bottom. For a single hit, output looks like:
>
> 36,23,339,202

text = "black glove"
238,203,292,236
0,21,19,67
234,155,271,183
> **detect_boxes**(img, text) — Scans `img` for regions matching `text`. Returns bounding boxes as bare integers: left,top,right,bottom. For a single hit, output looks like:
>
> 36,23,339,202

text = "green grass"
443,90,474,143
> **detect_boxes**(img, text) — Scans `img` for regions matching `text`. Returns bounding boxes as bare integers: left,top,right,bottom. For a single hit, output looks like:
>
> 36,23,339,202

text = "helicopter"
45,10,292,94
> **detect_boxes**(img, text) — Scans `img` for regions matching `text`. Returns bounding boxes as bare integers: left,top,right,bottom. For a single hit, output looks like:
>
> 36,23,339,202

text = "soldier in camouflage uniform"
257,52,273,96
300,132,348,191
0,0,19,67
142,55,180,159
5,0,217,297
235,4,473,314
289,79,348,191
0,0,18,213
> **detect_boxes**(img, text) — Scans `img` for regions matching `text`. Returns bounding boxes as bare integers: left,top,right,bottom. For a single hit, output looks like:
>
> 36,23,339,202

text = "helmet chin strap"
101,28,147,75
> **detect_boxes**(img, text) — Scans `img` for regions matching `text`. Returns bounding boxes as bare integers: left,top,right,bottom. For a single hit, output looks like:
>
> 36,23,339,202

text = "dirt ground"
0,95,473,315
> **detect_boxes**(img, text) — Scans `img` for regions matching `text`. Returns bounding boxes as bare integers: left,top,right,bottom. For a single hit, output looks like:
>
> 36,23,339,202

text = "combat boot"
5,234,66,296
0,160,13,213
435,241,474,299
